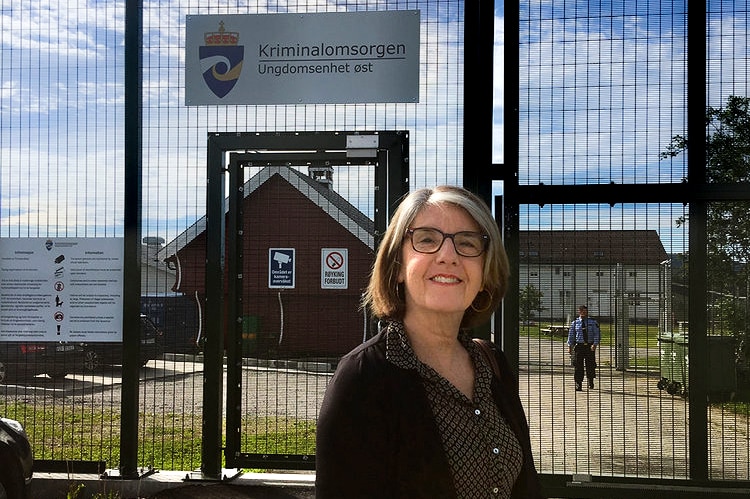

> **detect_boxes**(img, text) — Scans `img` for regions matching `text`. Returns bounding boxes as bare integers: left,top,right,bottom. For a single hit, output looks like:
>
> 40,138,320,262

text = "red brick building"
159,165,375,358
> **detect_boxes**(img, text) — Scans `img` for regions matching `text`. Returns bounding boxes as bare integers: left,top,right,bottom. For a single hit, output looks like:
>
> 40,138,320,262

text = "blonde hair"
362,185,509,329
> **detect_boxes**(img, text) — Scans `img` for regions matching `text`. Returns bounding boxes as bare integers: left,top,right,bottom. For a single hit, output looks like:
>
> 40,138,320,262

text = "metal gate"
201,131,409,475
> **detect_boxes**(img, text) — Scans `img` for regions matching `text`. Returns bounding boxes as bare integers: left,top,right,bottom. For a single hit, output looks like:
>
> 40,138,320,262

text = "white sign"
321,249,348,289
0,238,124,342
269,248,295,289
185,10,420,105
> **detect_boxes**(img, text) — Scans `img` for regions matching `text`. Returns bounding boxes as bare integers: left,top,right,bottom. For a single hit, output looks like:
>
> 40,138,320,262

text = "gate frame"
202,131,409,477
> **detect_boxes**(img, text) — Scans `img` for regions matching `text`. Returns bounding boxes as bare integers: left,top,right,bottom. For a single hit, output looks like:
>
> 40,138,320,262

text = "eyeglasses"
406,227,489,257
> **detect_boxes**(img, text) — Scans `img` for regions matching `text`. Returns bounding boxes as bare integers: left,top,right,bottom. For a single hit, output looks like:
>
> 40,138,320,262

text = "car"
0,416,33,499
80,314,164,372
0,342,78,384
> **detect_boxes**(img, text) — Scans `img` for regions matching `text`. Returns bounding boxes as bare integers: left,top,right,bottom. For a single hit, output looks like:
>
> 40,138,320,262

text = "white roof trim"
159,165,373,259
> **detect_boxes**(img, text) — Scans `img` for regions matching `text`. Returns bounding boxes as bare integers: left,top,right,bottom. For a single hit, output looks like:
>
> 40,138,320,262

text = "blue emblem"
200,22,243,98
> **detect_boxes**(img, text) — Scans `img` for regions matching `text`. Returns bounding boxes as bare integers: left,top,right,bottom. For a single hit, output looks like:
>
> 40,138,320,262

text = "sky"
0,0,747,255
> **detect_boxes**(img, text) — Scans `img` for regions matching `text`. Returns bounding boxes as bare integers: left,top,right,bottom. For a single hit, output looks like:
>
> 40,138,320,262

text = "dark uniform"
567,306,600,390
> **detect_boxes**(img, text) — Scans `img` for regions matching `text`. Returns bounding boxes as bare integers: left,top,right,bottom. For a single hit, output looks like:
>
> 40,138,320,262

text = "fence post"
201,135,227,479
119,0,143,479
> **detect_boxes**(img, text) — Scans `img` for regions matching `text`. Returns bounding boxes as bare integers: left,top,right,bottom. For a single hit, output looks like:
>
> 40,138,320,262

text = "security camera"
273,252,291,268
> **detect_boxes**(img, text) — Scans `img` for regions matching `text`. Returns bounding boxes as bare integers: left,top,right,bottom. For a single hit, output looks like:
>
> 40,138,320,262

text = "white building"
519,230,670,324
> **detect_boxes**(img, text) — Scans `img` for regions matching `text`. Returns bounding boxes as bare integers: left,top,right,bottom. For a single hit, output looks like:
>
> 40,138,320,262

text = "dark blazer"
315,328,543,498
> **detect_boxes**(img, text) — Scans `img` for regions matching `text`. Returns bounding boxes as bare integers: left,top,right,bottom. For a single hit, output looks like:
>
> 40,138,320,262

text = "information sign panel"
0,238,124,342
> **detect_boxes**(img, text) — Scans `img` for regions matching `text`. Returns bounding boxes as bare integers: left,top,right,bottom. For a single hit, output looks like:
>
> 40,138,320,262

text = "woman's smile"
430,274,462,284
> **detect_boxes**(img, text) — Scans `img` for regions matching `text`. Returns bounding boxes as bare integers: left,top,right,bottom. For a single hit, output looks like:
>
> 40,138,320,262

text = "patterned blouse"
385,321,524,498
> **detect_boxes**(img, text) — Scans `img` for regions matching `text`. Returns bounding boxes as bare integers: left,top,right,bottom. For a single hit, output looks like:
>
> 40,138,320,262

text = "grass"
0,401,316,471
522,321,663,369
720,402,750,416
242,418,317,455
521,321,661,349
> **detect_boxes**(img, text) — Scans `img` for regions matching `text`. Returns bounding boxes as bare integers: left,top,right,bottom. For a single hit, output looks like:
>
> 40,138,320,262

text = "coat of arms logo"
199,21,244,98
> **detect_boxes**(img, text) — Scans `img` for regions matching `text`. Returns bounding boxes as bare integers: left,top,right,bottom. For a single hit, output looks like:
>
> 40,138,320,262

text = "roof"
158,165,374,260
519,230,668,265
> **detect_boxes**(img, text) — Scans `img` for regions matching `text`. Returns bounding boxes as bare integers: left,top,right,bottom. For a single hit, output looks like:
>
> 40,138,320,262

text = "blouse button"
492,447,500,455
474,409,481,416
492,487,500,494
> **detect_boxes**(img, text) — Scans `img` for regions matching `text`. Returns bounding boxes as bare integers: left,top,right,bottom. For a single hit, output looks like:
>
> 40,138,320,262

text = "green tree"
661,95,750,368
662,96,750,269
519,284,545,323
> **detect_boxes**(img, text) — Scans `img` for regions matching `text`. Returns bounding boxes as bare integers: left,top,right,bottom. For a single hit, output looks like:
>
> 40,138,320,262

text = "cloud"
0,3,746,244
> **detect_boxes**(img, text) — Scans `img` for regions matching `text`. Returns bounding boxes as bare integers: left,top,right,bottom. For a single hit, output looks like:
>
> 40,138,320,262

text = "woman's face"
398,203,485,323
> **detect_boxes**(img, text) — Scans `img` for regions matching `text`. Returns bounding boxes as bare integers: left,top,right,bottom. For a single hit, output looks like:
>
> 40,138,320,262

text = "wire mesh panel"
517,1,688,185
235,159,377,466
2,0,748,490
140,0,465,471
515,0,750,488
0,0,466,473
702,0,748,482
519,203,692,478
697,192,750,482
0,0,126,470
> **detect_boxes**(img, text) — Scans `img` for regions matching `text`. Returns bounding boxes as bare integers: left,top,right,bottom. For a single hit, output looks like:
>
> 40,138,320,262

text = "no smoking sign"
321,248,348,289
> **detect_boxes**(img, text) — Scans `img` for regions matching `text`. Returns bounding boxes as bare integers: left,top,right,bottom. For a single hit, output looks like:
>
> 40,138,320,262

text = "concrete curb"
29,470,315,498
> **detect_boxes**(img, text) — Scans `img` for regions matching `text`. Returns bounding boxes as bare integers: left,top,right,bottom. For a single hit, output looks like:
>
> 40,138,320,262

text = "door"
203,131,409,471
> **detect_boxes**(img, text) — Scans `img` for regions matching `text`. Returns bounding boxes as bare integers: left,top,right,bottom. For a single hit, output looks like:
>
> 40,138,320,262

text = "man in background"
567,305,600,391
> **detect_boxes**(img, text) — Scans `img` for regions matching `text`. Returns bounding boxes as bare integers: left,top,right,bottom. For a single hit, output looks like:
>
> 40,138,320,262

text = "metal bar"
687,0,709,481
384,131,410,224
374,148,388,247
540,474,750,498
236,454,315,471
462,0,494,203
202,134,227,479
515,183,750,205
224,154,244,468
372,131,409,246
235,152,371,166
498,194,520,374
119,0,143,479
500,0,521,367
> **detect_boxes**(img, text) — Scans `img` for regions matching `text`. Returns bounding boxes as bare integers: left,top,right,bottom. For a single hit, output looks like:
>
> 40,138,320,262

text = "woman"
316,186,542,499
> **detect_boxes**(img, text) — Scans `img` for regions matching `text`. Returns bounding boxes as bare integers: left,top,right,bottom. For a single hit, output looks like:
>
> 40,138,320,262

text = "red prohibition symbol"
325,251,344,270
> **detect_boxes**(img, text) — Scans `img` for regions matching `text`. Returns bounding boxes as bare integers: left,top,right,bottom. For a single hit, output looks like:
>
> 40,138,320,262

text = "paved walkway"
519,336,750,480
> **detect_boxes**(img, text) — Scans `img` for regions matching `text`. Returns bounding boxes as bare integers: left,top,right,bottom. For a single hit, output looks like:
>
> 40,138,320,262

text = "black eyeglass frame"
405,227,489,257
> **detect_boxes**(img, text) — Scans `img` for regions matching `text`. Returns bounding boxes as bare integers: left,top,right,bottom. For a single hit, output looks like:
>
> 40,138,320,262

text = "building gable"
159,165,374,262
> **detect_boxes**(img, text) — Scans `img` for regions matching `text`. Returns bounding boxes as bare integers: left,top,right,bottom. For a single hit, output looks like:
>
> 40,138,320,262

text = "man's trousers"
573,343,597,384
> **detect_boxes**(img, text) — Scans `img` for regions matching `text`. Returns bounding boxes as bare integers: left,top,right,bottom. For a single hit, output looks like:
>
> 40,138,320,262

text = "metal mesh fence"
518,203,693,478
0,0,748,489
517,0,750,484
0,0,465,473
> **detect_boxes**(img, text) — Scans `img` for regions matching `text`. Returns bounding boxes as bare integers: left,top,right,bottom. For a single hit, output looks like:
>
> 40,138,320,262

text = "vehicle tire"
82,348,101,372
0,454,24,499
